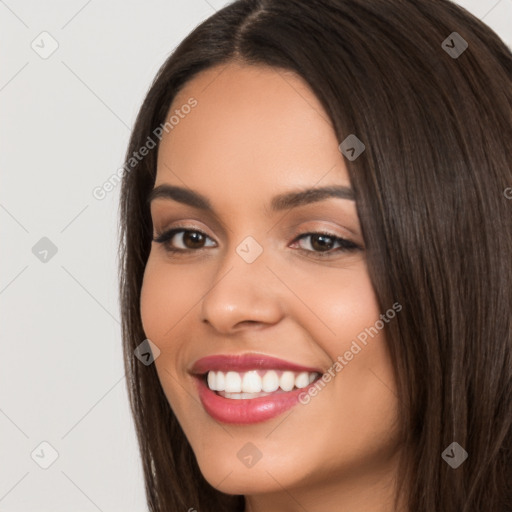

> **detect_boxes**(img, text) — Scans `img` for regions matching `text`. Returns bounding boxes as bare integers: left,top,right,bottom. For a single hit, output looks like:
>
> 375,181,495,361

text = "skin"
140,61,406,512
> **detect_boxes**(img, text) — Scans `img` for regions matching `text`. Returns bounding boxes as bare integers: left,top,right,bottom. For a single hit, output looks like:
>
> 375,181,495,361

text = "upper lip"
190,353,323,375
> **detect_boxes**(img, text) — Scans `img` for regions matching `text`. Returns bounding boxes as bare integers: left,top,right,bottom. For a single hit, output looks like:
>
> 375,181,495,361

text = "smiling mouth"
202,369,322,399
190,353,325,422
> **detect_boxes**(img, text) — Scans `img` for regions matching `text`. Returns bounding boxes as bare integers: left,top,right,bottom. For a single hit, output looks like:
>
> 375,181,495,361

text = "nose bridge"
217,231,268,283
199,232,283,331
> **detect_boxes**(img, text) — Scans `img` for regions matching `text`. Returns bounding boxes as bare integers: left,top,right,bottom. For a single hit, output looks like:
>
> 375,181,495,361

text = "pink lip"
190,353,322,375
189,353,323,424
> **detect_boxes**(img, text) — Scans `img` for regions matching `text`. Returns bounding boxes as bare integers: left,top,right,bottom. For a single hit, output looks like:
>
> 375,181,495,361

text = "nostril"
235,320,261,329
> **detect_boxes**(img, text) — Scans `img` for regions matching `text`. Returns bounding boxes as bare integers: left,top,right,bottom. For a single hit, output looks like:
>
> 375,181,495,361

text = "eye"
152,227,362,257
290,231,361,257
153,228,215,252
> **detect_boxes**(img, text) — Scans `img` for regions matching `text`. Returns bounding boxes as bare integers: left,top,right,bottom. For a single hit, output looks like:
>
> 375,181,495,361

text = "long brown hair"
118,1,512,510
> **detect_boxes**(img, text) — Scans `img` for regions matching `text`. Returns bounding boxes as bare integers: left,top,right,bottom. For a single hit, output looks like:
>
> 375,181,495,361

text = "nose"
200,241,285,334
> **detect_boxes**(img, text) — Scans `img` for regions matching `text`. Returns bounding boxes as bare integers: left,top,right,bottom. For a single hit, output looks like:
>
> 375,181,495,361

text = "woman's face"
140,62,402,506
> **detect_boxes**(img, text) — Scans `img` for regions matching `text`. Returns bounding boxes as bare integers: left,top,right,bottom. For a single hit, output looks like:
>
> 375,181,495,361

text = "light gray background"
1,1,510,510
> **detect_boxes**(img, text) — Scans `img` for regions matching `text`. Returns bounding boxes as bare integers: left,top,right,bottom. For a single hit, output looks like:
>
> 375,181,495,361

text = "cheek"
139,256,198,410
291,260,382,349
318,264,394,380
331,275,379,334
293,262,396,416
139,255,198,340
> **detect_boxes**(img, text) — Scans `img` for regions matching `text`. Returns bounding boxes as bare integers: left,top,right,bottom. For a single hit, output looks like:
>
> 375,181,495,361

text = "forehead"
155,62,350,196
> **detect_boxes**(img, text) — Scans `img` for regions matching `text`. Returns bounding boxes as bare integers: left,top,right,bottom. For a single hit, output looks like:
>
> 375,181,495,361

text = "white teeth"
222,391,271,399
207,371,217,391
224,371,242,393
295,372,310,389
261,370,279,392
216,371,225,391
206,369,319,395
280,371,295,391
242,371,262,393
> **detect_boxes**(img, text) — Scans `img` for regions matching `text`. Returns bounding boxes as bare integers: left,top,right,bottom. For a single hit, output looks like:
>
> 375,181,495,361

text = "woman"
118,0,512,510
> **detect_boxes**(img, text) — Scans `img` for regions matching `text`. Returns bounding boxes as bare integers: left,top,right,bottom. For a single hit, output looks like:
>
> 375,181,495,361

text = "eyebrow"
147,184,355,212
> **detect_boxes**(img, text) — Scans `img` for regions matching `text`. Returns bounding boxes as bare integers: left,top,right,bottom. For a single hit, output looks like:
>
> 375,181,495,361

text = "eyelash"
152,226,362,258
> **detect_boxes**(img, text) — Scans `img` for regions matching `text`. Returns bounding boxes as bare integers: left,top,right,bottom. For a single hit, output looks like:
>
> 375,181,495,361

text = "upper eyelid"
150,207,230,236
153,217,358,238
154,225,214,240
150,203,361,238
154,225,343,238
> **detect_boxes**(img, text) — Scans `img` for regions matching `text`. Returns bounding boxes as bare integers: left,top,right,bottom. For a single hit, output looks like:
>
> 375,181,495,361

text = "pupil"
185,232,204,248
312,234,333,251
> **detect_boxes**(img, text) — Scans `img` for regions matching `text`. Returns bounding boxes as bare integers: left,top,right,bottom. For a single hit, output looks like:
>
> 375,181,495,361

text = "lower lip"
194,375,317,424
